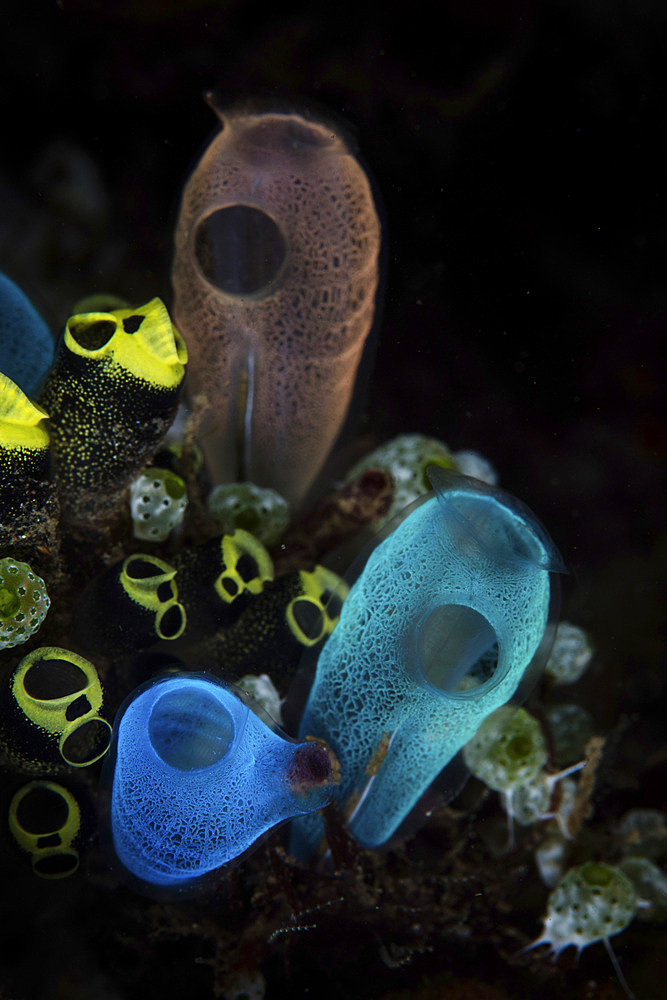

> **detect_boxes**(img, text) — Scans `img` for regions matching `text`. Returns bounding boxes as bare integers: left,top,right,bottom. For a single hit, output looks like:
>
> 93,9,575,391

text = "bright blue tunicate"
291,469,565,856
105,672,338,888
0,273,54,396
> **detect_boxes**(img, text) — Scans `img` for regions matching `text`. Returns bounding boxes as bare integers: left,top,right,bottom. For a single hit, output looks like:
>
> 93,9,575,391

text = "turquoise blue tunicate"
104,672,339,889
0,273,54,396
291,469,565,856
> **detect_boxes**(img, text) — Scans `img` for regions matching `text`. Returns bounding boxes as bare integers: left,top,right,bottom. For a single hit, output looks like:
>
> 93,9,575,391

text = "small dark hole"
65,695,92,722
36,833,62,849
156,581,174,603
122,314,144,334
236,553,259,583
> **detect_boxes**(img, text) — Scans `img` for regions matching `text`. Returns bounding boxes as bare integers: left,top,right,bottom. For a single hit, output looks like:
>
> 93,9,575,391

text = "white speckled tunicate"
0,558,50,650
531,863,637,955
129,467,187,541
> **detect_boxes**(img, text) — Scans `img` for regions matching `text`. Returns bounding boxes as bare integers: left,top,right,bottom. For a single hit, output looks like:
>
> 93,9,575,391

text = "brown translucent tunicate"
172,99,381,506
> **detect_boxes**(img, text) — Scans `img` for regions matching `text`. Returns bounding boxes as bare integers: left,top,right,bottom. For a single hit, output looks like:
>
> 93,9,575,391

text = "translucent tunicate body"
171,99,381,506
291,469,564,856
103,672,339,890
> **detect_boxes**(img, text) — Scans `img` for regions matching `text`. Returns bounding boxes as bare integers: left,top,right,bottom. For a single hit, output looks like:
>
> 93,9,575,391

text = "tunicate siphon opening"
68,316,118,351
22,658,88,699
61,717,112,766
33,851,79,878
124,557,165,581
194,206,287,295
288,597,325,645
156,603,186,640
418,604,499,692
149,688,234,770
15,784,68,834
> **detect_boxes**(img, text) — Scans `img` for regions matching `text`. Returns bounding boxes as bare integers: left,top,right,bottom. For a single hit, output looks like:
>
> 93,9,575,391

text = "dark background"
0,1,664,998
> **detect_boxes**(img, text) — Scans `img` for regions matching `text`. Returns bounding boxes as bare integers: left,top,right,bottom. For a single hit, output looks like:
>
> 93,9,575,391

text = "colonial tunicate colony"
1,103,625,982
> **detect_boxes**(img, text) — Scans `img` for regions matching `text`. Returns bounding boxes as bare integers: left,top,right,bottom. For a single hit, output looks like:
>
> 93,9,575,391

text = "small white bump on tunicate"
235,673,283,725
452,449,498,486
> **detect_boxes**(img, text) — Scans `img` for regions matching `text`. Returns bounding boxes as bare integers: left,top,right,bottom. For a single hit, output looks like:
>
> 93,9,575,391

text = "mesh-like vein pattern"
293,487,552,853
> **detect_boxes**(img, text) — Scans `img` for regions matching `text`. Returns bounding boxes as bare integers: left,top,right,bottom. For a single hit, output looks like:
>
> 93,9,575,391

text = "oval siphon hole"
68,318,117,351
149,687,234,771
23,659,89,700
33,850,79,878
15,786,69,834
194,205,287,296
157,603,185,640
418,605,499,692
61,718,112,765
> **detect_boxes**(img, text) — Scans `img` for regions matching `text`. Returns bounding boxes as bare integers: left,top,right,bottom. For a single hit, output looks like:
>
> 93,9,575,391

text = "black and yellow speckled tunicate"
0,373,57,566
184,563,348,689
8,779,85,878
72,553,186,656
0,646,112,770
171,528,275,639
38,298,187,528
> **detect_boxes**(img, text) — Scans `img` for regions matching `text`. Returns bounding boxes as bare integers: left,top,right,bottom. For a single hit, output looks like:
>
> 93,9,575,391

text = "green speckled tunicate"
0,557,50,650
208,482,289,547
463,706,547,793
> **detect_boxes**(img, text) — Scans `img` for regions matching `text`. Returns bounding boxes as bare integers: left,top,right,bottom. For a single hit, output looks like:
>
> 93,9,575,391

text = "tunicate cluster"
345,434,458,527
